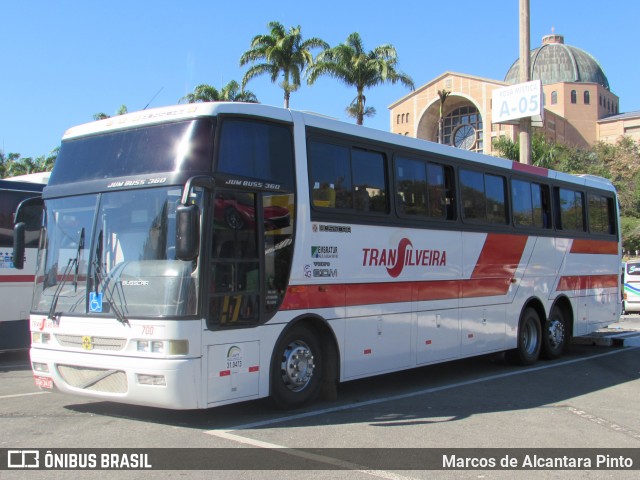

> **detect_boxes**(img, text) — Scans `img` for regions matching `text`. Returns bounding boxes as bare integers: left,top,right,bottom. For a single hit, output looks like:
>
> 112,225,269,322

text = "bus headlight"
135,340,188,355
32,332,51,344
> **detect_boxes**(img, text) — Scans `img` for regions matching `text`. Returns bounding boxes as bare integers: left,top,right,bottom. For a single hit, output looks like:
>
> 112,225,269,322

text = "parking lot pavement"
571,314,640,347
608,314,640,330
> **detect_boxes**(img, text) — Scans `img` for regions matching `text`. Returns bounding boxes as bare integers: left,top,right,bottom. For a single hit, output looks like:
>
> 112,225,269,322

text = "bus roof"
61,102,615,193
4,172,50,185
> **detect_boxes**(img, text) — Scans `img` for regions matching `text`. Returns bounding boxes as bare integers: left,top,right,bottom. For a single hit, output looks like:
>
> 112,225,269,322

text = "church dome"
504,34,610,90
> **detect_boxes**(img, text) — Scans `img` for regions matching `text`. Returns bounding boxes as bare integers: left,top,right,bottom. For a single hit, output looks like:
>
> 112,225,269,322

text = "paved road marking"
205,346,638,476
212,429,419,480
205,346,637,434
567,406,640,440
0,391,48,400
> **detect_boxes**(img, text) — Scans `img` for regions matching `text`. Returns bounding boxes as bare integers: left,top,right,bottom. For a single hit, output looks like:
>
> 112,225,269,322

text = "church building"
389,33,640,154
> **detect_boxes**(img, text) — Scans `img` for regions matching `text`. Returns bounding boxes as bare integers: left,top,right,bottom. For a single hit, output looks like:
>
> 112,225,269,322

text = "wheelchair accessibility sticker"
90,292,103,313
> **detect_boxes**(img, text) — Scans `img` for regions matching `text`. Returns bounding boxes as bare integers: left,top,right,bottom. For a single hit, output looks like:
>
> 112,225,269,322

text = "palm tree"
180,84,222,103
219,80,258,103
307,32,414,125
36,147,58,172
92,105,128,121
0,148,57,178
180,81,258,104
240,21,328,108
437,89,450,143
0,152,25,177
346,101,376,122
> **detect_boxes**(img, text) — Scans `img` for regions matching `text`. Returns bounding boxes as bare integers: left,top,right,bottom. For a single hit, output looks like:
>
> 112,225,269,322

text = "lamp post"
519,0,532,165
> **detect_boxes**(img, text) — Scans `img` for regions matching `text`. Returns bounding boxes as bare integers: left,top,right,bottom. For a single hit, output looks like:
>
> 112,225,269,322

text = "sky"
1,0,639,159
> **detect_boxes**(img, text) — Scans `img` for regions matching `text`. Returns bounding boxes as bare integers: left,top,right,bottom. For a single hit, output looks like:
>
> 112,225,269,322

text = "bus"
622,260,640,313
0,174,47,351
18,102,621,409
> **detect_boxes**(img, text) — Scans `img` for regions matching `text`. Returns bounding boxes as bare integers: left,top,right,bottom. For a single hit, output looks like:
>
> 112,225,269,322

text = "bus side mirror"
175,204,200,261
13,222,26,270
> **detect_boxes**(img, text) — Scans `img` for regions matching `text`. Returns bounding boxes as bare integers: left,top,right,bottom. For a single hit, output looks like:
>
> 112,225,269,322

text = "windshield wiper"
48,228,84,322
73,228,85,291
91,230,130,327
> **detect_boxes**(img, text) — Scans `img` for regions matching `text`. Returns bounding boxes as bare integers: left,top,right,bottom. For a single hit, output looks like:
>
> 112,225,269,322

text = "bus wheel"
271,325,323,409
507,307,541,365
541,307,566,360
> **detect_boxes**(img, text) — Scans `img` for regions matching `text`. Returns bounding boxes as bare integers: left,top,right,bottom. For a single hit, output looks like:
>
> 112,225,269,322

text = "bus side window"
309,140,352,210
556,188,585,232
442,164,456,221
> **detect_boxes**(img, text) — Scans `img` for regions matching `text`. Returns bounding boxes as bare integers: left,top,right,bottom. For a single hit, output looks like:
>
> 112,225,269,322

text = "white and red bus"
19,103,621,409
0,173,47,351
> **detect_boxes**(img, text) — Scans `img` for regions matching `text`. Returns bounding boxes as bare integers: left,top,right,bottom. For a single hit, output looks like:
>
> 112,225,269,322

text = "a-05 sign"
492,80,544,126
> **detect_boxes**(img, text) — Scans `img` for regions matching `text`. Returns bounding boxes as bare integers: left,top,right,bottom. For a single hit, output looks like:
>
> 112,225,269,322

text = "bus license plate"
34,376,53,389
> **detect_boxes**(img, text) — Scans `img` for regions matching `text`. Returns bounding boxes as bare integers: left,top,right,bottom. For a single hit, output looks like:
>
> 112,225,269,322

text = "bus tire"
506,307,541,366
270,325,323,409
541,306,567,360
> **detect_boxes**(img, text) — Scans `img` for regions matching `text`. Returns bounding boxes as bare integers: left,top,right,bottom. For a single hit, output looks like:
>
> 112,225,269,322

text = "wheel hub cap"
281,340,315,392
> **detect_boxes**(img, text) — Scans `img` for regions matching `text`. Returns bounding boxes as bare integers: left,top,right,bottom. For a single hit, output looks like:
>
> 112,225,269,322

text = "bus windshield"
33,187,201,318
49,119,214,185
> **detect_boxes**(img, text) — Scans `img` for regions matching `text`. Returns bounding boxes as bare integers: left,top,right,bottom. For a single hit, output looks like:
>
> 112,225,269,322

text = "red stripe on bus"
281,278,514,310
415,280,460,301
282,233,529,310
0,275,35,283
282,273,619,311
556,274,619,292
471,233,528,278
570,239,618,255
512,161,550,177
461,278,512,298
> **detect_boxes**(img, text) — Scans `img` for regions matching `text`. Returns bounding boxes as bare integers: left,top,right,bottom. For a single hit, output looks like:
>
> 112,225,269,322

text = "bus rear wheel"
270,325,323,409
541,306,567,360
507,307,541,365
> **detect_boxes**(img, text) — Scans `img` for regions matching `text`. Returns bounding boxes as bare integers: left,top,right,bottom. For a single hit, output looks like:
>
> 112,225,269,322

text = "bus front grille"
55,334,126,351
57,364,127,393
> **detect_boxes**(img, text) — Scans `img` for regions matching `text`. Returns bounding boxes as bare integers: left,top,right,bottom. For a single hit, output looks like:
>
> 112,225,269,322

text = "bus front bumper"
30,347,203,410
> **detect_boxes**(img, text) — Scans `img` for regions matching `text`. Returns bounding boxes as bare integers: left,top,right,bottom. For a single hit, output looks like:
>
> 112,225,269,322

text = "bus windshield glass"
49,119,214,185
32,187,201,318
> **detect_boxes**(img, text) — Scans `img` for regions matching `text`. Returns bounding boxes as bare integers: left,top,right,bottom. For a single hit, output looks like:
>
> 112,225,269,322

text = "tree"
346,102,376,122
181,84,222,103
35,147,58,172
493,133,572,170
220,80,258,103
492,136,520,162
240,21,328,108
307,32,414,125
0,147,57,178
437,89,450,143
180,81,258,104
93,105,128,120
